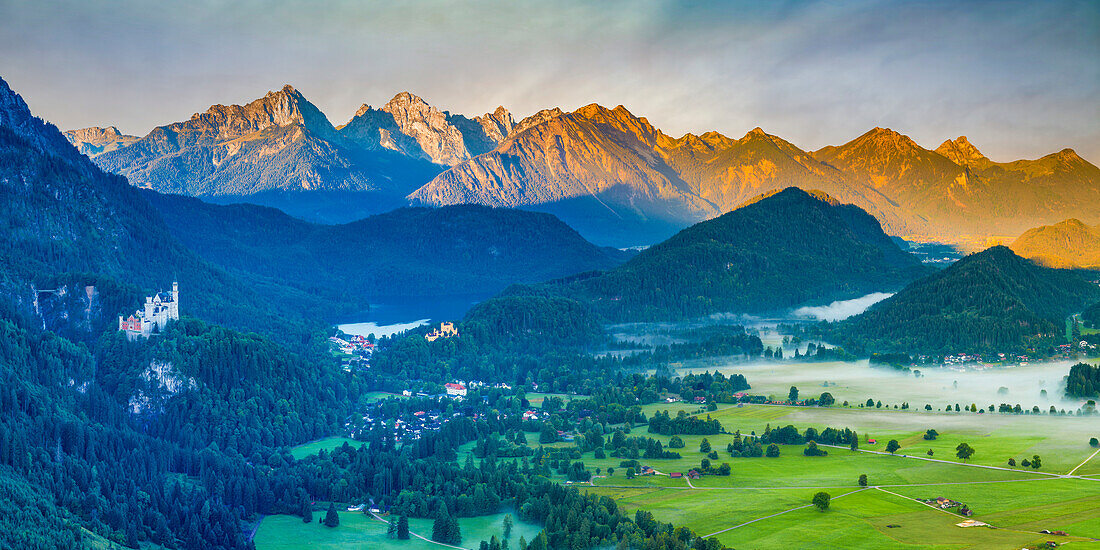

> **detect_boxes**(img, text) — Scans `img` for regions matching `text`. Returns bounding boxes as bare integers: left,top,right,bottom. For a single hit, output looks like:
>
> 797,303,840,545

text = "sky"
1,0,1097,162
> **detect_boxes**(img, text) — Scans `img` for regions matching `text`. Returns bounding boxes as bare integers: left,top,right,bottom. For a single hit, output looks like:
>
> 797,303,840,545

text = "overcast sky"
2,0,1097,162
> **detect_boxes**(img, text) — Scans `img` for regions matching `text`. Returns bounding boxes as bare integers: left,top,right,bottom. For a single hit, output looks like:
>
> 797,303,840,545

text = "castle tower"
170,281,179,320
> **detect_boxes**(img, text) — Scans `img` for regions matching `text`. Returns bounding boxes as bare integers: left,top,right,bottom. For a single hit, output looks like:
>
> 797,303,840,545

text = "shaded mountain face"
92,85,442,210
0,76,320,337
141,193,631,299
1010,218,1100,269
339,91,514,166
837,246,1100,354
64,126,139,156
542,187,929,322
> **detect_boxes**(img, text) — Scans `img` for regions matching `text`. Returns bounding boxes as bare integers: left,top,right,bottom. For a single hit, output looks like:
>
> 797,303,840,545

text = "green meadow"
290,437,364,460
255,510,540,550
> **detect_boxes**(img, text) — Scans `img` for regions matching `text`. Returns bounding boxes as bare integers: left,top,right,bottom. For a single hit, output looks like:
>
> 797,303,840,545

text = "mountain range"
521,187,930,322
71,85,1100,246
0,76,630,337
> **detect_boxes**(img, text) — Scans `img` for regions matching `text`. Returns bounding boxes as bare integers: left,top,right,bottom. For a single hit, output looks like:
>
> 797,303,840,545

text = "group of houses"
329,335,375,355
919,497,972,517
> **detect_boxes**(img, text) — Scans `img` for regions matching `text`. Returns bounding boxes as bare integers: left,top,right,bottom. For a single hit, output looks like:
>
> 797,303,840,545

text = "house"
640,466,655,476
867,439,877,444
445,383,467,397
694,396,707,404
687,470,701,479
670,472,683,479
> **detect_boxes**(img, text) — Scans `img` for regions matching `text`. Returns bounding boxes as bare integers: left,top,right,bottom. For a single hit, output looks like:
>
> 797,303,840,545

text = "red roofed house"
670,472,683,479
445,383,467,397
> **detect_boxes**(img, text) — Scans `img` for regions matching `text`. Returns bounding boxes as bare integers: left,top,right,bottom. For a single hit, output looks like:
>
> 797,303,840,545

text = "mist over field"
687,357,1095,412
792,292,893,321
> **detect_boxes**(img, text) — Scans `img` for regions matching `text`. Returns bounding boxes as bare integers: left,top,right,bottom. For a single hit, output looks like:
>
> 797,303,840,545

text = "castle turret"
170,281,179,320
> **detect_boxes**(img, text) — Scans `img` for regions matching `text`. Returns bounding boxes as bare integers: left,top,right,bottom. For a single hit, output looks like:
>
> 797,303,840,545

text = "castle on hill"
425,321,459,342
119,282,179,340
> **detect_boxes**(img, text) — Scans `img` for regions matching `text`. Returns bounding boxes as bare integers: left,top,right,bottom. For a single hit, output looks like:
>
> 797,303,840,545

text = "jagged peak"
740,127,773,142
352,103,373,118
935,135,990,166
384,91,432,111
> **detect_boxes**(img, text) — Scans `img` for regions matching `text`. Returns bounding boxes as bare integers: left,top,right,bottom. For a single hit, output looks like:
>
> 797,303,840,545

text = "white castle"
119,282,179,340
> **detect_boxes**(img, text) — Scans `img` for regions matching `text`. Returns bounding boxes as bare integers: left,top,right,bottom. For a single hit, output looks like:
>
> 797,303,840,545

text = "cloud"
792,292,893,322
1,0,1096,161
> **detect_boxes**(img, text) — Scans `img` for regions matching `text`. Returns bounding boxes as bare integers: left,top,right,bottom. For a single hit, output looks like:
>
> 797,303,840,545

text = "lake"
334,293,489,338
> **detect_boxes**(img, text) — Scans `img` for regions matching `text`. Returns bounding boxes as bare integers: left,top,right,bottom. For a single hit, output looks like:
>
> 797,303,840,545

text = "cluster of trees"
759,425,859,447
647,411,723,435
1066,362,1100,398
608,434,682,460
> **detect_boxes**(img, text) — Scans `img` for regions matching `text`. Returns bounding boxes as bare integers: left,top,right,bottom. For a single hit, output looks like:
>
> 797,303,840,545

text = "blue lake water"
334,294,489,337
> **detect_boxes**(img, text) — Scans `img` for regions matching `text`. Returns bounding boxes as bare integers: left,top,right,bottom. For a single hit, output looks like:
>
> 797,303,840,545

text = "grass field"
512,350,1100,549
290,437,364,460
254,510,539,550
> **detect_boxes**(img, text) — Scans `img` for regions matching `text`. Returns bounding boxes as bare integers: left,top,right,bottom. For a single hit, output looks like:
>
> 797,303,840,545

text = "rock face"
94,85,441,200
339,91,514,166
934,136,993,170
1010,218,1100,269
64,126,139,157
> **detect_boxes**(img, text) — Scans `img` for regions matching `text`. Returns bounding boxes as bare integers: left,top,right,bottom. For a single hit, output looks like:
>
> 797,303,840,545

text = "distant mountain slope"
814,129,1100,239
1010,219,1100,269
544,187,928,321
410,102,1100,246
142,193,630,299
92,85,442,221
836,246,1100,353
64,125,139,156
0,76,325,337
339,91,514,165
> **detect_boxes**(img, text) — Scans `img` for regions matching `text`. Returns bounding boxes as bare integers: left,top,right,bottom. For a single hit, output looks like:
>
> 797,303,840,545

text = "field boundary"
1067,447,1100,476
700,487,868,538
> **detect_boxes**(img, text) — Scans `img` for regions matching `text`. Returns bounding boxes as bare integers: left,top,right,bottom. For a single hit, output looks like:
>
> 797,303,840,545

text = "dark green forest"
548,187,929,321
834,246,1100,354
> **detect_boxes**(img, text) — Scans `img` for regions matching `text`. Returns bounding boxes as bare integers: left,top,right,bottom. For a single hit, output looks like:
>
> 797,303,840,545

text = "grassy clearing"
255,511,540,550
289,437,364,460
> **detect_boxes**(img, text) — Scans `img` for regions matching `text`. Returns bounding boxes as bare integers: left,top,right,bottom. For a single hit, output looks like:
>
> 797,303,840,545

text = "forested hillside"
550,188,928,321
143,192,629,300
0,303,357,549
836,246,1100,354
0,76,331,338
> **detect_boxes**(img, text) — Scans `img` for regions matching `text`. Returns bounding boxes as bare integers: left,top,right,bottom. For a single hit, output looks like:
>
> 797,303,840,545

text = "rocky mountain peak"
935,136,991,168
513,107,565,136
64,126,140,157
